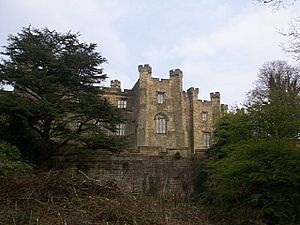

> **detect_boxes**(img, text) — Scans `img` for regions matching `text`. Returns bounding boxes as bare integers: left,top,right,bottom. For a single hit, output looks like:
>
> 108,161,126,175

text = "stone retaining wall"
52,151,196,200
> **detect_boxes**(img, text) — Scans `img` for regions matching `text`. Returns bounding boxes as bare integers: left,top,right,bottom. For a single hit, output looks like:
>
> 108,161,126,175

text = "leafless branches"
254,0,296,10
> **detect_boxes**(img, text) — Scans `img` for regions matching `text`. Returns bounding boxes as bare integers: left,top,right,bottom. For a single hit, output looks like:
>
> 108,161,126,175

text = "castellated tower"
103,64,226,156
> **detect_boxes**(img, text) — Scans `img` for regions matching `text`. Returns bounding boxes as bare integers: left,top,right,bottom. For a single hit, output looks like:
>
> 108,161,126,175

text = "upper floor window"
116,123,125,136
157,93,164,104
202,112,208,121
155,113,168,134
203,132,210,147
117,99,127,108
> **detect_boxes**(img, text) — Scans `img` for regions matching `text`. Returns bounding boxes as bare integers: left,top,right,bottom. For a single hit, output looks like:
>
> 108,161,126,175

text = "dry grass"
0,169,210,225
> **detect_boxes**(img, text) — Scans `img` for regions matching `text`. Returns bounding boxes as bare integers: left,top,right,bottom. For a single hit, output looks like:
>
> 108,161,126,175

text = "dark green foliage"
196,61,300,225
205,139,300,224
208,109,253,159
246,61,300,139
0,141,32,177
0,27,127,162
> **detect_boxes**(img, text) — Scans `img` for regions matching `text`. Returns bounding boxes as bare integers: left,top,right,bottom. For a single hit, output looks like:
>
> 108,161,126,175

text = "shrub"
202,139,300,225
0,141,32,177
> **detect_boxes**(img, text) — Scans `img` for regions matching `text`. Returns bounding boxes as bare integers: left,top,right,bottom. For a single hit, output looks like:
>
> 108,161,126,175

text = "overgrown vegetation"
0,169,210,225
0,27,128,164
195,61,300,225
0,141,32,177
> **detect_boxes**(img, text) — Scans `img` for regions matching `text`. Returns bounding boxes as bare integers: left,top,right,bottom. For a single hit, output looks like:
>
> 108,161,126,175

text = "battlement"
187,87,199,99
210,92,220,99
169,69,183,78
138,64,152,75
221,104,228,112
111,79,121,89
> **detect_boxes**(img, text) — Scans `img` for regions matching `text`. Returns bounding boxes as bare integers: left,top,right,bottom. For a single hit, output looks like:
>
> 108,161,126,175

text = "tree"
255,0,300,60
282,19,300,61
208,109,253,159
196,61,300,224
246,61,300,139
0,27,125,162
205,139,300,225
255,0,297,8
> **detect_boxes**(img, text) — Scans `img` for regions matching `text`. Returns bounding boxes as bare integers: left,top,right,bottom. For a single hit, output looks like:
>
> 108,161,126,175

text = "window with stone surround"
202,112,208,121
155,114,167,134
203,132,210,147
157,92,165,104
117,99,127,108
116,123,125,136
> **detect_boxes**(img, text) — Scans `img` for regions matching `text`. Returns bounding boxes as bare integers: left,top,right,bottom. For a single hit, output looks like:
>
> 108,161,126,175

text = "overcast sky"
1,0,299,106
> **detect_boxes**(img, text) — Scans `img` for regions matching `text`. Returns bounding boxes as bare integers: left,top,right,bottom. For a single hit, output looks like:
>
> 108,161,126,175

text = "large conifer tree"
0,27,125,161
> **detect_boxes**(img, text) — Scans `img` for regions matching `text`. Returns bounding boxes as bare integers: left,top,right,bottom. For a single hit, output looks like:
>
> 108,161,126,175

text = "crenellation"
138,64,152,75
169,68,183,78
104,64,225,156
111,79,121,89
210,92,220,99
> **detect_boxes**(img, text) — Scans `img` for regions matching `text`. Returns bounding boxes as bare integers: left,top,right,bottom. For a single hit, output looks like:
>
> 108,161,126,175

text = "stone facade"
103,64,227,155
54,151,195,200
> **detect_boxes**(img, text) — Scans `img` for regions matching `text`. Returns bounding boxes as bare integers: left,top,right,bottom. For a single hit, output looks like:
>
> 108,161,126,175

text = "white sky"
0,0,299,106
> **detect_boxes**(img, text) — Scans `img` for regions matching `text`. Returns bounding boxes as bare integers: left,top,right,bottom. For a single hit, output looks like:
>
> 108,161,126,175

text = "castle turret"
187,87,199,100
111,79,121,89
138,64,152,77
210,92,220,100
210,92,221,123
169,69,183,79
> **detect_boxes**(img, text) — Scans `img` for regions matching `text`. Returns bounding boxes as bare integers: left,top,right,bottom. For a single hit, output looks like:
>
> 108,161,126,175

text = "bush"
0,141,32,177
202,139,300,225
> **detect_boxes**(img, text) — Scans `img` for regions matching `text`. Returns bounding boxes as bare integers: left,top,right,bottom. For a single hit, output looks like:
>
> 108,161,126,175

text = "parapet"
169,69,183,78
187,87,199,99
221,104,228,112
210,92,220,99
138,64,152,75
111,79,121,89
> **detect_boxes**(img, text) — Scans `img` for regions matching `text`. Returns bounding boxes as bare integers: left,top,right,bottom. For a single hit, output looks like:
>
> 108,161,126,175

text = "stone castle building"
104,64,227,156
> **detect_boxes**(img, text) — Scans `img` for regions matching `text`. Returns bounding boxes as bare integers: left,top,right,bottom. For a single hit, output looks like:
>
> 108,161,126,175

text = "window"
117,99,127,108
155,114,167,134
116,123,125,136
203,132,210,147
157,93,164,104
202,112,208,121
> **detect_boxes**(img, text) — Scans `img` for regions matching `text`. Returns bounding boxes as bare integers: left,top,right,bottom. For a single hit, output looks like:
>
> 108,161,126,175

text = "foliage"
204,139,300,225
0,27,127,162
0,141,32,177
208,109,253,159
196,61,300,224
246,61,300,139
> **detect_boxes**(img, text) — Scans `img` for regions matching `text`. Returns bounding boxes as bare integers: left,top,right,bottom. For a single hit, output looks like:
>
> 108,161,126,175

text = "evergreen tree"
0,27,126,162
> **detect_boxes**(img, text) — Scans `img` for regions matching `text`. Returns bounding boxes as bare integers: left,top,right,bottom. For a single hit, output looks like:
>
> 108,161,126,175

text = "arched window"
155,113,168,134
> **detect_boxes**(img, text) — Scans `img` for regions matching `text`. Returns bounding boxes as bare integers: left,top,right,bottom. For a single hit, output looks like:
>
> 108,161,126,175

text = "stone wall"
102,64,227,154
53,152,196,200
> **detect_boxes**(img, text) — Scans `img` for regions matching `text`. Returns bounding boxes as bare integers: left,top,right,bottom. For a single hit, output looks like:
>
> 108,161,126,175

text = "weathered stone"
55,152,196,200
103,64,226,156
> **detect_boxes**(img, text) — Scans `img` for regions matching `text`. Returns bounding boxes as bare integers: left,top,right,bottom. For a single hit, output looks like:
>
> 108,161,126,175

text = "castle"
104,64,227,156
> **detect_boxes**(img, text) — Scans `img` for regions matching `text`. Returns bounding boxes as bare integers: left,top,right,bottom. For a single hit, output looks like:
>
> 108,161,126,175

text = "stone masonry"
103,64,227,155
